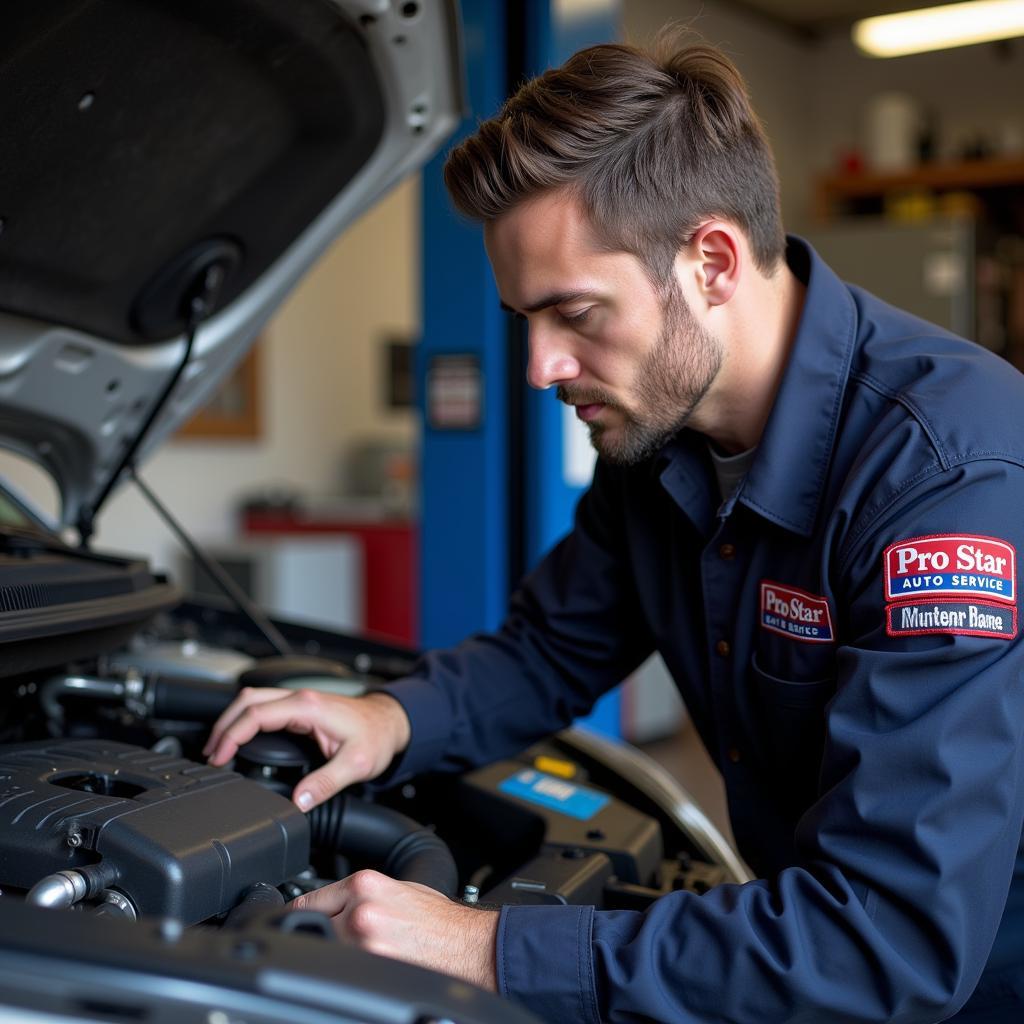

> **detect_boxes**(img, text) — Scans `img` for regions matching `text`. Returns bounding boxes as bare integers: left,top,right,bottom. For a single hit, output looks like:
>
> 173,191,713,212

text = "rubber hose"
308,796,458,897
151,675,237,721
222,881,285,931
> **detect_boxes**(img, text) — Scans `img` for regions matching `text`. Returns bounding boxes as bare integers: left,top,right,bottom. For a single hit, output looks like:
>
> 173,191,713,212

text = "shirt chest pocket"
747,650,837,814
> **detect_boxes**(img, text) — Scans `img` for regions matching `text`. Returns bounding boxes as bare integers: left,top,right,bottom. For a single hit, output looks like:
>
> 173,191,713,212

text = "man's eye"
560,308,592,326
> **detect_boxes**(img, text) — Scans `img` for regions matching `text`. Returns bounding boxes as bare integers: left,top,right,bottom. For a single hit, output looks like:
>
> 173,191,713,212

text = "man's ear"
688,222,741,307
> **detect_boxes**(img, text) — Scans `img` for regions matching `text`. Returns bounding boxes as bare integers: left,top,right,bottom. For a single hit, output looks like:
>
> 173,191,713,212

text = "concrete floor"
637,720,737,851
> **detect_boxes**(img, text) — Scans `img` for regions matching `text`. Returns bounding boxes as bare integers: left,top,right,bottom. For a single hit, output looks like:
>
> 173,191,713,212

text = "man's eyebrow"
499,290,598,315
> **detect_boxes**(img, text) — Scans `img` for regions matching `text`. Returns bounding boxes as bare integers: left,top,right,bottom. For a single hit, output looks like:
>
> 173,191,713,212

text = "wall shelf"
816,158,1024,219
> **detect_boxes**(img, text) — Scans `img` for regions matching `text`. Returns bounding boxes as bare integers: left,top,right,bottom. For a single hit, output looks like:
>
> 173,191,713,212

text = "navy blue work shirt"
385,237,1024,1023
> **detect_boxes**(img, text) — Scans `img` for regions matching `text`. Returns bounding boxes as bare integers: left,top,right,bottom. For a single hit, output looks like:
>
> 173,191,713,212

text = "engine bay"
0,597,743,934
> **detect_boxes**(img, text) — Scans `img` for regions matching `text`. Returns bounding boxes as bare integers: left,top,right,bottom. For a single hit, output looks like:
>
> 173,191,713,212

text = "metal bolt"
99,889,137,921
461,884,479,904
66,827,83,849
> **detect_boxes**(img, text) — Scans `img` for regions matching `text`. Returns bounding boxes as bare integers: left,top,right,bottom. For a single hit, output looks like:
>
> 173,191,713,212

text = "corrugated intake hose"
308,796,458,897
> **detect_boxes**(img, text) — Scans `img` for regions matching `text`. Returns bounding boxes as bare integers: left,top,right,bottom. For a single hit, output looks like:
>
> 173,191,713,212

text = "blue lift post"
520,0,622,738
419,0,510,648
420,0,623,737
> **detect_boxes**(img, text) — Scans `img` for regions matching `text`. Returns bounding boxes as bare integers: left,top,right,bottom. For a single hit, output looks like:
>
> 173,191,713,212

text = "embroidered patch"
886,599,1017,640
760,581,834,643
883,534,1016,604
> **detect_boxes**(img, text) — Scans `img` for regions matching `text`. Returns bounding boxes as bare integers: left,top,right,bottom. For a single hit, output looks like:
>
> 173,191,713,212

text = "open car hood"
0,0,463,530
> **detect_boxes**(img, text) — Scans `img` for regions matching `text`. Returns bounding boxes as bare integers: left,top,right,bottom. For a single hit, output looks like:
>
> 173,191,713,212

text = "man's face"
484,190,722,465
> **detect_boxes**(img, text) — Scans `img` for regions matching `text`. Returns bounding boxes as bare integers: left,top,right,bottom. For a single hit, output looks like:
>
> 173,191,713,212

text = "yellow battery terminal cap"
533,755,577,779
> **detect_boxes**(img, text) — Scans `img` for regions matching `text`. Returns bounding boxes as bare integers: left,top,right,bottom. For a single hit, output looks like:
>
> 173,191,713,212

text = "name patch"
760,581,834,643
884,534,1016,604
886,599,1016,640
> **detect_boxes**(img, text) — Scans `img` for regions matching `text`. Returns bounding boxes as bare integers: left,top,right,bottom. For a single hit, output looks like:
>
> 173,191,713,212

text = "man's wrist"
363,691,412,756
456,906,499,991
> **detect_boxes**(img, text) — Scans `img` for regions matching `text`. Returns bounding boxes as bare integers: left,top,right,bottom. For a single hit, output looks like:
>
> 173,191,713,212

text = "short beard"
558,279,722,466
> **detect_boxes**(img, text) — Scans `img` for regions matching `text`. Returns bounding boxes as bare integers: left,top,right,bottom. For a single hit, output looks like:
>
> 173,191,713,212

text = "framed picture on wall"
178,337,263,440
383,336,416,410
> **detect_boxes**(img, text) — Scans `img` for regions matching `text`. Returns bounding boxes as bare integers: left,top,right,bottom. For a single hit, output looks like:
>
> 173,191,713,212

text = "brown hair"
443,34,785,282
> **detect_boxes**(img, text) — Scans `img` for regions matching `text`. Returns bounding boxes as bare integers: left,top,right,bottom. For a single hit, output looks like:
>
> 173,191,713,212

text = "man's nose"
526,326,580,390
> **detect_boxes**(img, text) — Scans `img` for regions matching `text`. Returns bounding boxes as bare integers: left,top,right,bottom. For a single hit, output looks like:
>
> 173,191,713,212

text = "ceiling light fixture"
854,0,1024,57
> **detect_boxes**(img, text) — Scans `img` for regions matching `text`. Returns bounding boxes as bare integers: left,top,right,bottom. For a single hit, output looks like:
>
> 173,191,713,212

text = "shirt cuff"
497,903,600,1024
365,675,453,786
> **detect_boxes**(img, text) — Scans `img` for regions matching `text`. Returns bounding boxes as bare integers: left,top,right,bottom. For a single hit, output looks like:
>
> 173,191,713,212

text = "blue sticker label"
498,769,610,821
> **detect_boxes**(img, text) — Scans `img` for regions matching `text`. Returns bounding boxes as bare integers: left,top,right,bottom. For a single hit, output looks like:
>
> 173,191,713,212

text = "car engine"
0,596,745,935
0,738,309,924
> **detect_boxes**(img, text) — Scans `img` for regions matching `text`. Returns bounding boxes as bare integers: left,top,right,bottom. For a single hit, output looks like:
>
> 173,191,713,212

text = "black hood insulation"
0,0,385,343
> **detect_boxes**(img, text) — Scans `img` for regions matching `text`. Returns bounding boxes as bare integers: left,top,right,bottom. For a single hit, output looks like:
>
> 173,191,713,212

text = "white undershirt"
708,444,757,502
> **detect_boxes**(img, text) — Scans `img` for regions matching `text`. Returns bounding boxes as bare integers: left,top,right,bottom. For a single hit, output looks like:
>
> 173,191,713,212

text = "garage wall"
806,33,1024,176
622,0,816,230
622,3,1023,224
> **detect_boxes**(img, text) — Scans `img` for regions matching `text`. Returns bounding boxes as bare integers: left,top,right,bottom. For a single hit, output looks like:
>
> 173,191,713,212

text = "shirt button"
719,543,736,560
715,640,730,657
727,746,742,764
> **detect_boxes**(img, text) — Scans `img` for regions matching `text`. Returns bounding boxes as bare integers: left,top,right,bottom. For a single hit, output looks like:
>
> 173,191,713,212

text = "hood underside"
0,0,463,529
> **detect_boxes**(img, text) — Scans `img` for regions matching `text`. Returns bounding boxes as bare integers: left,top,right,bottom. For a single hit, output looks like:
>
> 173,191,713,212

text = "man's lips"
574,403,605,422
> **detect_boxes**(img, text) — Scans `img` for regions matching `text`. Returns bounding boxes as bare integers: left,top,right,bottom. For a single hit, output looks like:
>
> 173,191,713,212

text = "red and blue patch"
886,598,1017,639
884,534,1016,604
760,581,833,643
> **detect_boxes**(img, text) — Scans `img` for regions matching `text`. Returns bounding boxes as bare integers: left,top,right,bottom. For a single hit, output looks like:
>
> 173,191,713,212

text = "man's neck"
694,261,806,455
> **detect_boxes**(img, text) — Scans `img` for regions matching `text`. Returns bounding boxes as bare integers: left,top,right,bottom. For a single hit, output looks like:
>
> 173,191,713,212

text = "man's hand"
293,870,499,990
203,688,411,810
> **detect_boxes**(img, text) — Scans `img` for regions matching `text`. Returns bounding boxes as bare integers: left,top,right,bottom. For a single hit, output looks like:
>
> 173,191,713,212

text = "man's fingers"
205,693,320,765
203,686,290,757
292,878,350,916
293,749,371,810
291,871,388,915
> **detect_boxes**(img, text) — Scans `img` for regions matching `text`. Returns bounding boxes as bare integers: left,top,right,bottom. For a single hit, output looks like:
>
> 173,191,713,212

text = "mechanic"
205,35,1024,1024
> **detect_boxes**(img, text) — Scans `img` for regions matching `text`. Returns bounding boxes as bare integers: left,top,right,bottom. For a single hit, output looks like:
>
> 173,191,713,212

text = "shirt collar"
650,236,858,538
736,236,858,536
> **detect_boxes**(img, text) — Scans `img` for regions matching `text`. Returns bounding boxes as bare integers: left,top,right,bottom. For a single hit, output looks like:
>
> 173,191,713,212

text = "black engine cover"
0,740,308,924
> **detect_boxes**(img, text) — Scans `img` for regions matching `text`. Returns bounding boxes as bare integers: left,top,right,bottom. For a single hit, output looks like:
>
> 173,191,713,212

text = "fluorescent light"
854,0,1024,57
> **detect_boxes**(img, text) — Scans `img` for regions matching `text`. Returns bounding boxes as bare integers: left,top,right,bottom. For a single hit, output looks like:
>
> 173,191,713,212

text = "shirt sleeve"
379,459,655,782
499,458,1024,1024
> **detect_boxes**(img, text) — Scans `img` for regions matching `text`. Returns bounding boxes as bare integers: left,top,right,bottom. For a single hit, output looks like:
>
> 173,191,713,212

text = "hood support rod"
129,467,292,657
77,262,226,546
